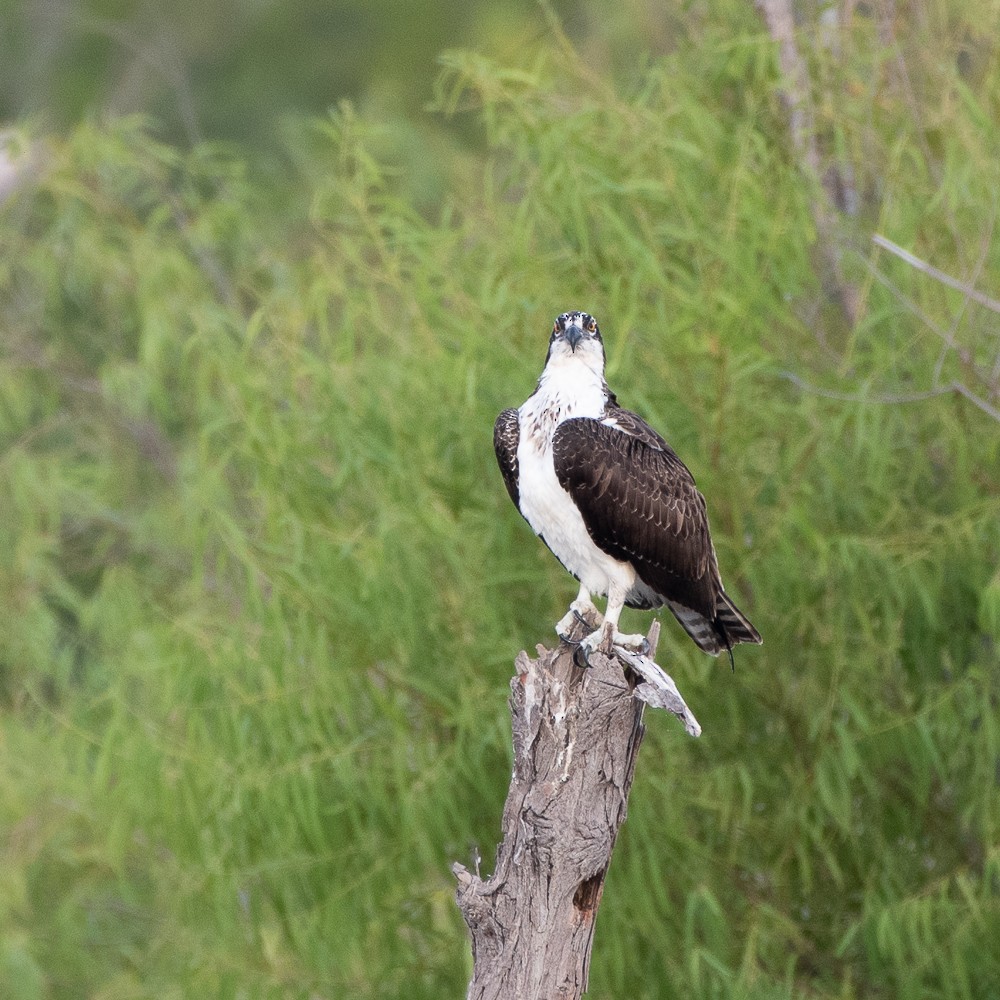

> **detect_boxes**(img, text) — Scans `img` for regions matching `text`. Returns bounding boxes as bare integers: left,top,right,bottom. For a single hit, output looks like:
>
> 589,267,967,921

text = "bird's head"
544,311,605,374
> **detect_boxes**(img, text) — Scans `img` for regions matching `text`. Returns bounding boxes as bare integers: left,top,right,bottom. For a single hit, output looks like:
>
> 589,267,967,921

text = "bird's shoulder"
601,401,670,450
564,401,698,488
494,407,520,440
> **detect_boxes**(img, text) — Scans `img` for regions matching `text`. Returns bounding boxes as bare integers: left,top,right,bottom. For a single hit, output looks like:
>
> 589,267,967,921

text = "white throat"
519,353,608,446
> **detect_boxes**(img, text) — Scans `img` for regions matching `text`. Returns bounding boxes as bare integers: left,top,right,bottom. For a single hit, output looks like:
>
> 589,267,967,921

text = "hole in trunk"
573,870,606,913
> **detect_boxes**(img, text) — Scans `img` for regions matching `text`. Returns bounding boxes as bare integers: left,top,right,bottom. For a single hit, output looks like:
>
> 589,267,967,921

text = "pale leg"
578,579,648,661
556,584,604,639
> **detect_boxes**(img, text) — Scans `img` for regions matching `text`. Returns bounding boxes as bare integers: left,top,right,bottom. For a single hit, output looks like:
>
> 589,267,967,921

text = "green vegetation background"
2,1,999,998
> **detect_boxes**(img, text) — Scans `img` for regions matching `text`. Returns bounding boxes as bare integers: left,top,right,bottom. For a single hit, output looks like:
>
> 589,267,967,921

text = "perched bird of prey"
494,311,761,664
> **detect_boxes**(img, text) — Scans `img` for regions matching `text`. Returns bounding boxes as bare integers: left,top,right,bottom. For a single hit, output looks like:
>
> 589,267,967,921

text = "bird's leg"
578,581,649,664
556,585,603,640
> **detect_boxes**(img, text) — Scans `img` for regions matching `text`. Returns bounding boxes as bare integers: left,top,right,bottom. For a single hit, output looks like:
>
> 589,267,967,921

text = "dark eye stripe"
552,311,600,334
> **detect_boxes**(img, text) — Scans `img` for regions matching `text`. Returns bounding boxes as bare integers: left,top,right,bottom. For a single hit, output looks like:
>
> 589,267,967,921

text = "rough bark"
453,617,699,1000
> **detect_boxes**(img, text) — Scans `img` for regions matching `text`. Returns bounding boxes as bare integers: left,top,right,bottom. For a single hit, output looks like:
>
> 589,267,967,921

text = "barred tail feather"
715,590,762,647
667,602,725,656
666,591,761,660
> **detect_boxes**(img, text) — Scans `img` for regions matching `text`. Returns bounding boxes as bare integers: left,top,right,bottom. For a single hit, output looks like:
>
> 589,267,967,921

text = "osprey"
494,311,761,663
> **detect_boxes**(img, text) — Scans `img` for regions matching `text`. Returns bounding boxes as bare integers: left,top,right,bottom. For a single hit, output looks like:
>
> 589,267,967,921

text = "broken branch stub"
454,616,700,1000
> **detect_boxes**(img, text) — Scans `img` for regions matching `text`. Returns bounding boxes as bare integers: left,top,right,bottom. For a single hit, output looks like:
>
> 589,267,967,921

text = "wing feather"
493,408,521,509
552,413,718,618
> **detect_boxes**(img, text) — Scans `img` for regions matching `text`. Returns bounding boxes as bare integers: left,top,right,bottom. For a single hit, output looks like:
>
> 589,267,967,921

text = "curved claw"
564,617,651,668
576,627,650,664
556,609,592,643
613,632,649,656
555,599,603,643
576,626,607,665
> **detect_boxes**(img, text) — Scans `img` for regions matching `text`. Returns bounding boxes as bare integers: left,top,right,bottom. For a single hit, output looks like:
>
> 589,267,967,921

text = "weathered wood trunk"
454,619,699,1000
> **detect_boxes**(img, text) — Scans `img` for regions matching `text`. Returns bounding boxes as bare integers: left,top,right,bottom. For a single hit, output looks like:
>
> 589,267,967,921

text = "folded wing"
493,408,521,508
552,414,719,620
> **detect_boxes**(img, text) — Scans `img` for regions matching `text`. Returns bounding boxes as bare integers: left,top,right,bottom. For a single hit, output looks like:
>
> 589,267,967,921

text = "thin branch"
860,259,959,350
779,371,959,405
932,217,993,386
860,255,998,391
872,234,1000,315
780,371,1000,423
870,232,1000,399
616,623,701,737
949,382,1000,423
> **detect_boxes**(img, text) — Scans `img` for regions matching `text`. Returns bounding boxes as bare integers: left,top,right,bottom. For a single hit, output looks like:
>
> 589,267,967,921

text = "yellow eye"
587,319,597,332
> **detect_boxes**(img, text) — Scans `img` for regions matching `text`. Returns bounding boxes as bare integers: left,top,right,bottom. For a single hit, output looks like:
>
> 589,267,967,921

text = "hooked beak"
564,322,584,351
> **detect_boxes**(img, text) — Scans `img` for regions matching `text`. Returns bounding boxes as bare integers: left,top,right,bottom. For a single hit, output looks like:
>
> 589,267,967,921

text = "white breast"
515,362,638,598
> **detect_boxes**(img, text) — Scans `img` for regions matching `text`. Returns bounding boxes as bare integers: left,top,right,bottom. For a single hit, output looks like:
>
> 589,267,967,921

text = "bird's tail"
667,591,761,660
714,590,762,648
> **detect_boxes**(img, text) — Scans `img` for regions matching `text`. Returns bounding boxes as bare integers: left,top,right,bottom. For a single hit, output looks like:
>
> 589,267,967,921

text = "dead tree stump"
453,617,699,1000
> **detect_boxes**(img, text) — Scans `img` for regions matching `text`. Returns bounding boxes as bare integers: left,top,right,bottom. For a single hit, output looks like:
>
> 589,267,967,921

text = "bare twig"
949,382,1000,423
780,372,1000,423
781,371,958,405
616,623,701,737
794,232,1000,423
933,218,995,386
862,261,956,346
870,232,1000,404
872,234,1000,315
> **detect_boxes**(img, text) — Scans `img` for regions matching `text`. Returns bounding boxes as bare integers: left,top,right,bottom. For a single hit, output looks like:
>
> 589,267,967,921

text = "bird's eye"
587,319,597,332
552,323,559,335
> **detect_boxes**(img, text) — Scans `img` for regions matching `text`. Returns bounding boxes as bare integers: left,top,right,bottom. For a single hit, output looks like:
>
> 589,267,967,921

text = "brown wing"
493,408,521,509
552,415,718,618
602,404,673,452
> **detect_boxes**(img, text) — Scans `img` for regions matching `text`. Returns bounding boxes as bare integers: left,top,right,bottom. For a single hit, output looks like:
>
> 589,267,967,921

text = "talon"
556,594,604,641
576,624,608,665
556,622,578,644
557,609,593,645
555,610,575,643
612,633,649,655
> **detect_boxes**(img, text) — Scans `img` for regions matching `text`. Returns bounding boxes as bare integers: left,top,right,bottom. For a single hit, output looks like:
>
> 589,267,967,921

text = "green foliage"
2,4,1000,998
0,0,551,148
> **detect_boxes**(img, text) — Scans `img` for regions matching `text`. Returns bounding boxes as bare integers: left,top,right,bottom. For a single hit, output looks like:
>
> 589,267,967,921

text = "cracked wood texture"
453,619,650,1000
